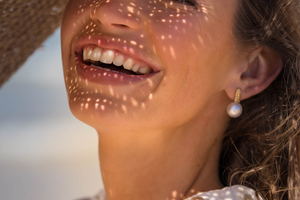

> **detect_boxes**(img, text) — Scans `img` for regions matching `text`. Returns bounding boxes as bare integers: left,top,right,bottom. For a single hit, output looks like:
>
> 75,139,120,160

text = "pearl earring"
227,88,243,118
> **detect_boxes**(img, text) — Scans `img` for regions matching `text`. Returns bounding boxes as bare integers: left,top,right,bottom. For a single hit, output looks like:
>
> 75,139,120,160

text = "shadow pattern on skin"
62,0,240,199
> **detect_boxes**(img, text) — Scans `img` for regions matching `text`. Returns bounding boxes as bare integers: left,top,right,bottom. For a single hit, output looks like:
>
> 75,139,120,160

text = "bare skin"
61,0,283,199
97,92,229,199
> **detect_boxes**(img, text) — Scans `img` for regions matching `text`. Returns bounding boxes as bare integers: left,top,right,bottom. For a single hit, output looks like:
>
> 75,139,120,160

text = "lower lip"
75,54,160,86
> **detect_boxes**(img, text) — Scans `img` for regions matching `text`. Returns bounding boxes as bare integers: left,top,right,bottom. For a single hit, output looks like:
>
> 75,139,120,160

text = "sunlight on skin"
62,0,237,129
61,0,244,199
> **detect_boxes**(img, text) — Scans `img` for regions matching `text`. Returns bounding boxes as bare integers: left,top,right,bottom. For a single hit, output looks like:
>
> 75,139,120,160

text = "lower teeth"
91,64,120,73
90,63,137,75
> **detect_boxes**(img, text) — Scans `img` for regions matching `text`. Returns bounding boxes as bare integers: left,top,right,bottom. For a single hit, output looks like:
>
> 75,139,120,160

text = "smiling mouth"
82,45,153,75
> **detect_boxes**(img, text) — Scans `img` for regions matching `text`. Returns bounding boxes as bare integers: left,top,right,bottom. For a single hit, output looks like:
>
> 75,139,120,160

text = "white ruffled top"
86,185,264,200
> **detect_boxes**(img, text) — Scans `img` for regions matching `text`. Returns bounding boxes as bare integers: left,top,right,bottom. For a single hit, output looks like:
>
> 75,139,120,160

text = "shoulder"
185,185,264,200
75,185,263,200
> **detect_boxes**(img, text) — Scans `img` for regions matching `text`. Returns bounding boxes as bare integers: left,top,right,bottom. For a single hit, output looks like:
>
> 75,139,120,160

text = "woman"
61,0,300,199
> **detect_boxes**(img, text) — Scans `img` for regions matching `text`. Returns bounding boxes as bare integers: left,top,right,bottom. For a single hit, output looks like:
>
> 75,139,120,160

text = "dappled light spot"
191,43,198,51
146,78,154,87
127,6,134,13
121,105,127,113
172,191,177,198
141,103,146,109
170,46,176,59
129,48,135,53
149,93,153,100
130,40,137,45
131,98,138,106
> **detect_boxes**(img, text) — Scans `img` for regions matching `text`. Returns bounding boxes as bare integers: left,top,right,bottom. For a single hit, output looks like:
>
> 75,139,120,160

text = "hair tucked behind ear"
220,0,300,199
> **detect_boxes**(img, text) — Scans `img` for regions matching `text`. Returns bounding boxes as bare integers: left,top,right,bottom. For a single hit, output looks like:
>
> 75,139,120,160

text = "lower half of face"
61,0,240,133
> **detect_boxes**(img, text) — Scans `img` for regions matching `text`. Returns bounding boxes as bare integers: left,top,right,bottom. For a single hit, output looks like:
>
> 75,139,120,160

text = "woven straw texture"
0,0,69,88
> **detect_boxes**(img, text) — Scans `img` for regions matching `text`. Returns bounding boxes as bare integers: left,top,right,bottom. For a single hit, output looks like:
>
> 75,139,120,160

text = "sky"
0,28,103,200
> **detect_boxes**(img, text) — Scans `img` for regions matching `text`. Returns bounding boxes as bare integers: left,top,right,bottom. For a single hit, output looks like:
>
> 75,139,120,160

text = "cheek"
61,0,98,57
147,19,227,93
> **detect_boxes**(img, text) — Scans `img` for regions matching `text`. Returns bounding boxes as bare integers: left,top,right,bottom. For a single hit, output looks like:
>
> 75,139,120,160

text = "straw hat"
0,0,69,88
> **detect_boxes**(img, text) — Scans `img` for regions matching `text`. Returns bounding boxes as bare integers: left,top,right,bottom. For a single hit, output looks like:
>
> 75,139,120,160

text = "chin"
67,92,159,133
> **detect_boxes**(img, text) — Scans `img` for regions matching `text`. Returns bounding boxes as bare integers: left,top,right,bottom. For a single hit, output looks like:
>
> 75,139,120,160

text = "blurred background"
0,28,104,200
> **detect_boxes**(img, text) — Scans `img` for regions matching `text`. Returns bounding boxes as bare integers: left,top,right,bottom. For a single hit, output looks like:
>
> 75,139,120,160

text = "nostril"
112,24,130,28
89,3,143,30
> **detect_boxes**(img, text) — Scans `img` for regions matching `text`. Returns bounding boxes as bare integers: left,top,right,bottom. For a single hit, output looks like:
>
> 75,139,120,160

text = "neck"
97,94,230,200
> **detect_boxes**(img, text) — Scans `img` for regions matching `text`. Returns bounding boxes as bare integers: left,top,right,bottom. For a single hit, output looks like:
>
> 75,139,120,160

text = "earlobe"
239,47,283,100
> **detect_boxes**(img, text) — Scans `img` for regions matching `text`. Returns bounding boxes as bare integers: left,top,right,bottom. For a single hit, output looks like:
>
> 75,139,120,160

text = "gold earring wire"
234,88,241,103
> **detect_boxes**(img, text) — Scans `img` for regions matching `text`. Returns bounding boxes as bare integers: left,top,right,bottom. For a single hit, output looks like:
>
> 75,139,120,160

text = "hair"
220,0,300,200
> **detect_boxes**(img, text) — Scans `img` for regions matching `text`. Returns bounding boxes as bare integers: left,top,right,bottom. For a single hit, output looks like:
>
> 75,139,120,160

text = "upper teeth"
83,46,152,75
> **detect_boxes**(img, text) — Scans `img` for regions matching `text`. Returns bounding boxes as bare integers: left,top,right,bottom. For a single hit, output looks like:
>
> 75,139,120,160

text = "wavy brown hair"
221,0,300,199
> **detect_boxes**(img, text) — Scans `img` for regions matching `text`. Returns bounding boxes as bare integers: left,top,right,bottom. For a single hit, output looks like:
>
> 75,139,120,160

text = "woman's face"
61,0,243,132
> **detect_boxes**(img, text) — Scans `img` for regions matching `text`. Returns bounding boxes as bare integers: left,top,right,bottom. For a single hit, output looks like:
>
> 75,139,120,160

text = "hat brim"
0,0,69,88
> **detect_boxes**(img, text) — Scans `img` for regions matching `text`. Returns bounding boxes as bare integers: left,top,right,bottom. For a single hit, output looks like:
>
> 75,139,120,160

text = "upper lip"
73,35,161,73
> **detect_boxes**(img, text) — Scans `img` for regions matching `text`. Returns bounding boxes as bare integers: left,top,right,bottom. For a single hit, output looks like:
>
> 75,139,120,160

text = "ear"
225,47,283,101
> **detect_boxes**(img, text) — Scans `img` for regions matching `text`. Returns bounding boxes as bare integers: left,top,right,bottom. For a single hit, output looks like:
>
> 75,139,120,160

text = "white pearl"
227,102,243,118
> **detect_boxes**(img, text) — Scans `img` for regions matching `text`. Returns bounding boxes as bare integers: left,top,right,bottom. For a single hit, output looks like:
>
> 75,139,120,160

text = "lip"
71,35,163,86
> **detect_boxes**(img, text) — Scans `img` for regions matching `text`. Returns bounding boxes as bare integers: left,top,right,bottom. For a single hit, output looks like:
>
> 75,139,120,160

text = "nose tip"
90,1,144,30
